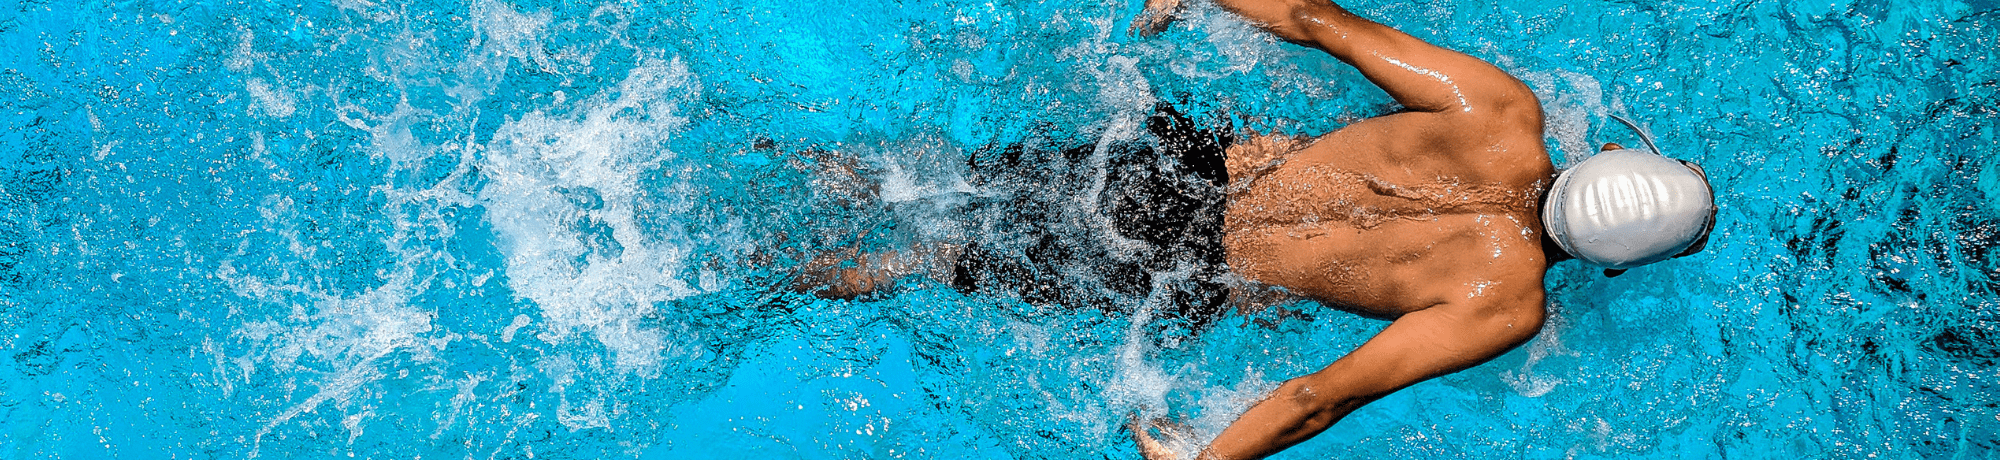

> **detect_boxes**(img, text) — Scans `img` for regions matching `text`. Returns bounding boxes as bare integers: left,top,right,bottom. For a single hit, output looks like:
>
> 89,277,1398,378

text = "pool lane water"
0,0,1995,458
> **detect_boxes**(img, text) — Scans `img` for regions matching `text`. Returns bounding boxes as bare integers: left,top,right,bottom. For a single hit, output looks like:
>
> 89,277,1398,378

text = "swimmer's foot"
1127,413,1194,460
1129,0,1186,37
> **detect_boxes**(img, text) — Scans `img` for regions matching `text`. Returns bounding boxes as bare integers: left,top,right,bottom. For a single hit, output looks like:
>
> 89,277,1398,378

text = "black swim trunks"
951,103,1233,326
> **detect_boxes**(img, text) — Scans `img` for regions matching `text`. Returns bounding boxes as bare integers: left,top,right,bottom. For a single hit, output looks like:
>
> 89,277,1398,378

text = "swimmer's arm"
1187,292,1546,460
1210,0,1533,115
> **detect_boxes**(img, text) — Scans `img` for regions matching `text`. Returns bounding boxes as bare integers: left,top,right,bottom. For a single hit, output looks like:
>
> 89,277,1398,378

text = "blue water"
2,0,1996,458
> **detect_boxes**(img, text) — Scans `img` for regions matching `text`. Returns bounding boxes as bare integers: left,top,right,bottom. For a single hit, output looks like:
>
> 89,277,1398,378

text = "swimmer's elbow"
1214,0,1327,43
1467,297,1546,348
1277,377,1359,425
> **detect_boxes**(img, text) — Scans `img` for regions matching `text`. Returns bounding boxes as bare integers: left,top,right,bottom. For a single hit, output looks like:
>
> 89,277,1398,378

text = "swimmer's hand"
1129,0,1185,37
1127,414,1194,460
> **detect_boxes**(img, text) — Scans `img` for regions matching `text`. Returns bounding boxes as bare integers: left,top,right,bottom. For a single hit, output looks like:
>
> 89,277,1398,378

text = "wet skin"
1135,0,1557,459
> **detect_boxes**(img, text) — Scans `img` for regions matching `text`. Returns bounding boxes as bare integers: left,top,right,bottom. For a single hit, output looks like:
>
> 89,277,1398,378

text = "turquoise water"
2,0,1996,458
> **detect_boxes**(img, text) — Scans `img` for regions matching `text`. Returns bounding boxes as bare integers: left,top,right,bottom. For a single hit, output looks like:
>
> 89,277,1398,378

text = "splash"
1521,67,1609,167
479,57,702,376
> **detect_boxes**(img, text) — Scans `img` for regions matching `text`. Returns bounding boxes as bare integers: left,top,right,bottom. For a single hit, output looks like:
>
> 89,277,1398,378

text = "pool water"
2,0,1997,458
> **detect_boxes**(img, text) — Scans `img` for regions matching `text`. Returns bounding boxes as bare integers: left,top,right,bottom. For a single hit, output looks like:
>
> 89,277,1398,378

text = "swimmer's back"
1215,5,1553,318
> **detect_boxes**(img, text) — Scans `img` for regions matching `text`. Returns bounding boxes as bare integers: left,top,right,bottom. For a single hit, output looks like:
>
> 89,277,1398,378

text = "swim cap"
1542,147,1715,269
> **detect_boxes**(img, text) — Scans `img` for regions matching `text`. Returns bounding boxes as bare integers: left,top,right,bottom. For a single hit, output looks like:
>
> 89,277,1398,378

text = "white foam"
1181,1,1279,79
1501,303,1574,397
229,26,299,120
875,135,977,205
1102,264,1198,438
218,252,440,457
1521,68,1609,167
333,0,397,23
536,352,613,430
479,57,703,376
470,0,556,71
431,373,488,439
1188,369,1278,452
500,314,531,343
209,2,596,450
245,78,298,119
226,26,262,73
1080,55,1159,262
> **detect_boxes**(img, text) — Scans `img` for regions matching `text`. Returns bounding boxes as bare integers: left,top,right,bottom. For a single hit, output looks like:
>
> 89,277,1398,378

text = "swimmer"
1123,0,1716,458
792,0,1716,457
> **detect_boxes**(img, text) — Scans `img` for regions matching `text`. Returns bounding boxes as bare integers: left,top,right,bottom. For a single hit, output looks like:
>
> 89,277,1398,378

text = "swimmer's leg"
794,243,962,300
1181,299,1545,460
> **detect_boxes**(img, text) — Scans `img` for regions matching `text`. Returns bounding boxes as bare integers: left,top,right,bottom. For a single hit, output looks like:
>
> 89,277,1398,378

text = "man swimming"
794,0,1715,457
1122,0,1715,458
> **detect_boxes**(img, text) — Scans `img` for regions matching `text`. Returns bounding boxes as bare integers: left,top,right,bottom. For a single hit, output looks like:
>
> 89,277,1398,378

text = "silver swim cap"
1542,118,1715,269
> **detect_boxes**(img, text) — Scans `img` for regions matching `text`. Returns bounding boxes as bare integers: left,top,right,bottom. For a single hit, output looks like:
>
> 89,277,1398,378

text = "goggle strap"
1607,113,1664,158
